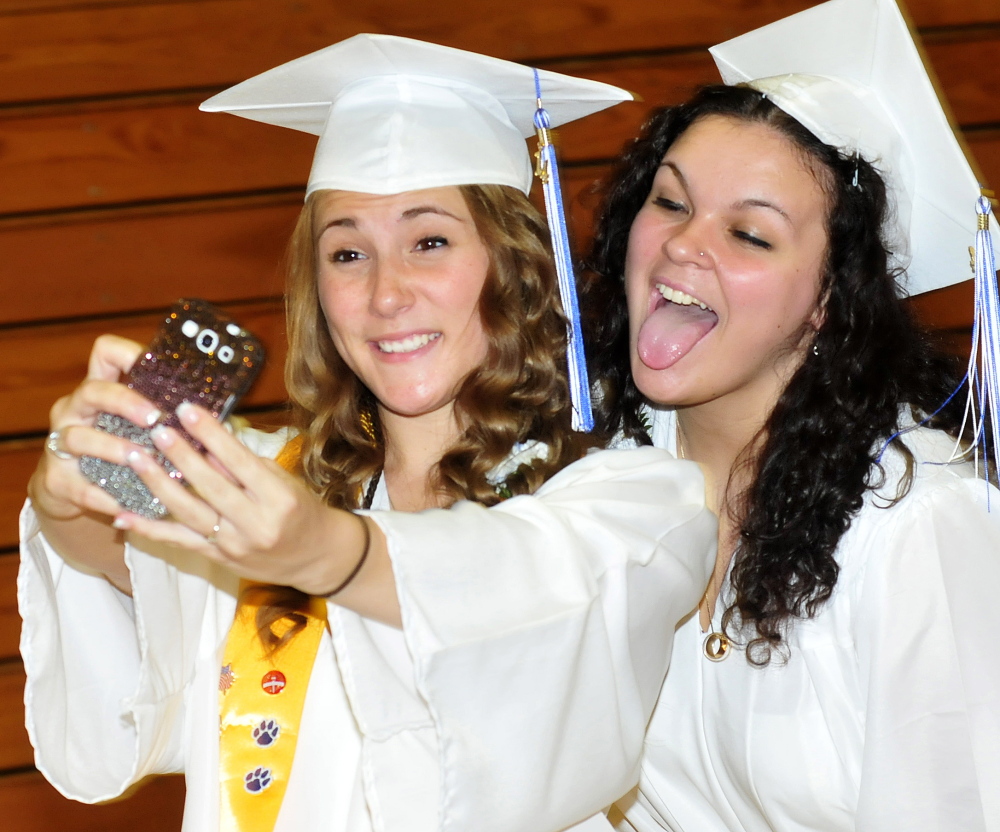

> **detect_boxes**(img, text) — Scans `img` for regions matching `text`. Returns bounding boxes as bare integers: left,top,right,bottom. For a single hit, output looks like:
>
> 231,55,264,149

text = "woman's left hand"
113,403,371,598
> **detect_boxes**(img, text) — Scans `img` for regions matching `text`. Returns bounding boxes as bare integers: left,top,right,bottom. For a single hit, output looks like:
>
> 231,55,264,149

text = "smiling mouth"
376,332,441,354
655,283,713,312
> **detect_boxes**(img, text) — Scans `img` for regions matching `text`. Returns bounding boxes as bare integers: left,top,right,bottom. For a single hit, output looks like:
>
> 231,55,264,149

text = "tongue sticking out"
637,300,718,370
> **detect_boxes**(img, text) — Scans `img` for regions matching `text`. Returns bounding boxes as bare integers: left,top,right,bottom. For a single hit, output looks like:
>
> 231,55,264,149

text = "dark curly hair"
582,85,966,665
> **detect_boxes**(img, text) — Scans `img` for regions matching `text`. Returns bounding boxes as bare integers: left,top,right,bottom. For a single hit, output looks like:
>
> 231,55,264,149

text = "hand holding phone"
79,299,266,519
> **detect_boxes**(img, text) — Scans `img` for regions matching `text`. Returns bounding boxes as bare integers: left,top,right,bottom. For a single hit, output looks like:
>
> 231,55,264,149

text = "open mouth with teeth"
636,283,719,370
376,332,441,354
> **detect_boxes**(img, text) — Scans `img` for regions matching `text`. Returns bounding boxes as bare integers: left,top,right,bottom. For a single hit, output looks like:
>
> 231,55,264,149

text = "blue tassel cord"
533,69,594,432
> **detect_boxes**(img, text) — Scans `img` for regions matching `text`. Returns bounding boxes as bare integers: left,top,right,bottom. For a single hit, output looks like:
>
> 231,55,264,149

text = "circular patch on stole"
261,670,286,695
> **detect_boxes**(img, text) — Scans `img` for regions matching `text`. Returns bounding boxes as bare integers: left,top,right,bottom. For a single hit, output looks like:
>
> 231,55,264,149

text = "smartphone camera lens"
196,328,220,355
218,345,235,364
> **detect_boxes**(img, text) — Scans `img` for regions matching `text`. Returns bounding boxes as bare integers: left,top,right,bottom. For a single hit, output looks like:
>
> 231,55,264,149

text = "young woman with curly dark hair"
20,36,716,832
585,0,1000,827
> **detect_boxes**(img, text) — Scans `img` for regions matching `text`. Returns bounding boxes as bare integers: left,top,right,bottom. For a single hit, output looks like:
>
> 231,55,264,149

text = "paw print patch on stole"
244,766,273,793
253,719,281,747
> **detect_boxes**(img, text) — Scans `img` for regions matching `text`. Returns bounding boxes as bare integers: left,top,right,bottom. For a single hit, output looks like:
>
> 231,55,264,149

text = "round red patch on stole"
261,670,286,695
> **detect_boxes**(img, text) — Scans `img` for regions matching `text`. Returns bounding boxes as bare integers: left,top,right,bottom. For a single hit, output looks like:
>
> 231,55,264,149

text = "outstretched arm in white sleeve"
373,447,715,832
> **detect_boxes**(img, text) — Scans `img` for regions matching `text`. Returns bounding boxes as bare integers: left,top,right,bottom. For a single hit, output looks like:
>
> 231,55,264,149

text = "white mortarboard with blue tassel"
710,0,1000,482
201,34,633,431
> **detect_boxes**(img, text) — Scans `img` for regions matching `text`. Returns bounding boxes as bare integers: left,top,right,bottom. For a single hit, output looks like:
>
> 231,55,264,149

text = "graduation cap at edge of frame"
709,0,998,297
711,0,1000,473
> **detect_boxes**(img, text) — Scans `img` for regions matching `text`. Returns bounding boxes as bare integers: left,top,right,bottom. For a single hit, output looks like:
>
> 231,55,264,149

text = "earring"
812,342,820,357
359,406,378,444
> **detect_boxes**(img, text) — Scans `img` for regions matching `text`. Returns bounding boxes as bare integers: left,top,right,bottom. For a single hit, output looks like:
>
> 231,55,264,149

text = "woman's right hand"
27,335,162,589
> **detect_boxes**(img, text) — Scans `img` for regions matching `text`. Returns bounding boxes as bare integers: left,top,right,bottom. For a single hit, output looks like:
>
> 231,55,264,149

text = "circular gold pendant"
703,631,731,662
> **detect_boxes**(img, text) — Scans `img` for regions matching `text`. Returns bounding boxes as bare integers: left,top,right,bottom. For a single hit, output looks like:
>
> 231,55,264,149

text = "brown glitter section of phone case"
79,299,265,519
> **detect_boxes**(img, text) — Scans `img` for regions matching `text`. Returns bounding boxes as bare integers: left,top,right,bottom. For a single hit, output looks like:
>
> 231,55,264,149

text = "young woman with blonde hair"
21,36,714,832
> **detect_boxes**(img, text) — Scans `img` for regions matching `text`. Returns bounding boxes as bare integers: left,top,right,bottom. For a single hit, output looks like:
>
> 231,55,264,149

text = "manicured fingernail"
144,408,163,427
176,401,198,424
112,516,131,530
126,449,148,470
150,424,174,447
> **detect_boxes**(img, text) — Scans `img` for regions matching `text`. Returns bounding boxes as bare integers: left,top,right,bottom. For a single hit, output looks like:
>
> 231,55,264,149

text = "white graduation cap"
200,33,631,198
709,0,998,297
712,0,1000,477
201,34,632,432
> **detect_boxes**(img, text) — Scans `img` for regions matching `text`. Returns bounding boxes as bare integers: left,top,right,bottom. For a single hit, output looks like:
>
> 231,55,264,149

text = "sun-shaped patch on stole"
219,663,236,693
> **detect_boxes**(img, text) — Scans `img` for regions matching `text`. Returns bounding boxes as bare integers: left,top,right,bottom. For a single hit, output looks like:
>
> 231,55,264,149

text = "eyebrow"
734,198,792,225
400,205,463,222
658,162,793,226
319,204,463,235
659,161,688,191
321,217,357,231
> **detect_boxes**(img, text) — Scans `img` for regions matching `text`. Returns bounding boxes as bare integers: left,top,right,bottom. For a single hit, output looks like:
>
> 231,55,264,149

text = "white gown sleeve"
371,447,716,832
18,501,194,800
854,476,1000,830
17,425,284,804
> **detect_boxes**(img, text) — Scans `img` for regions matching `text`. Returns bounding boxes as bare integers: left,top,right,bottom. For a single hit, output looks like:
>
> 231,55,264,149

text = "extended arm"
371,447,715,832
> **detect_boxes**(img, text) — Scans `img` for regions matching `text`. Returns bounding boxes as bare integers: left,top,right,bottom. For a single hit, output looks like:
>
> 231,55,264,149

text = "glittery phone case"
79,299,266,519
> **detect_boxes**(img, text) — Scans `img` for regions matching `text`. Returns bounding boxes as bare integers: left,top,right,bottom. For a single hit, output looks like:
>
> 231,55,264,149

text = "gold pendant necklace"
698,596,733,662
703,629,731,662
700,595,731,662
678,422,732,663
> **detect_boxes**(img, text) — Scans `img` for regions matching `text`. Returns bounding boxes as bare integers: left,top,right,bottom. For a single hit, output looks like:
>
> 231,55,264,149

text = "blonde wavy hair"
259,184,597,648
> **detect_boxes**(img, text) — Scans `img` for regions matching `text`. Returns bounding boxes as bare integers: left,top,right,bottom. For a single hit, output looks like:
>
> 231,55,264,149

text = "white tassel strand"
962,195,1000,484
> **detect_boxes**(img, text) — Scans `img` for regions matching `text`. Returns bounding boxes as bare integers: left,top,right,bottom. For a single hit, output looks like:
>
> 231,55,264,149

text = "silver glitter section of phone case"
78,413,179,520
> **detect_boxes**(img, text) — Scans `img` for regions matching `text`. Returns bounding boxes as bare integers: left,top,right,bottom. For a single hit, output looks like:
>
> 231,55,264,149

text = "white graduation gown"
614,408,1000,832
20,429,716,832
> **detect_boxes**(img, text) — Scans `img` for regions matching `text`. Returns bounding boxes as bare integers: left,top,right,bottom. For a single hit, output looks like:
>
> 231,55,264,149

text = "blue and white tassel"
961,195,1000,484
533,69,594,432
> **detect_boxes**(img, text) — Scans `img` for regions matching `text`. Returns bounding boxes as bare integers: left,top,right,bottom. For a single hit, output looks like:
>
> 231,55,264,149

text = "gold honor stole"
218,435,325,832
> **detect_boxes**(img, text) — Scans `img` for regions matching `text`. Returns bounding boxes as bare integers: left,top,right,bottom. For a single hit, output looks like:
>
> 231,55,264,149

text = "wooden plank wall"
0,0,996,827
